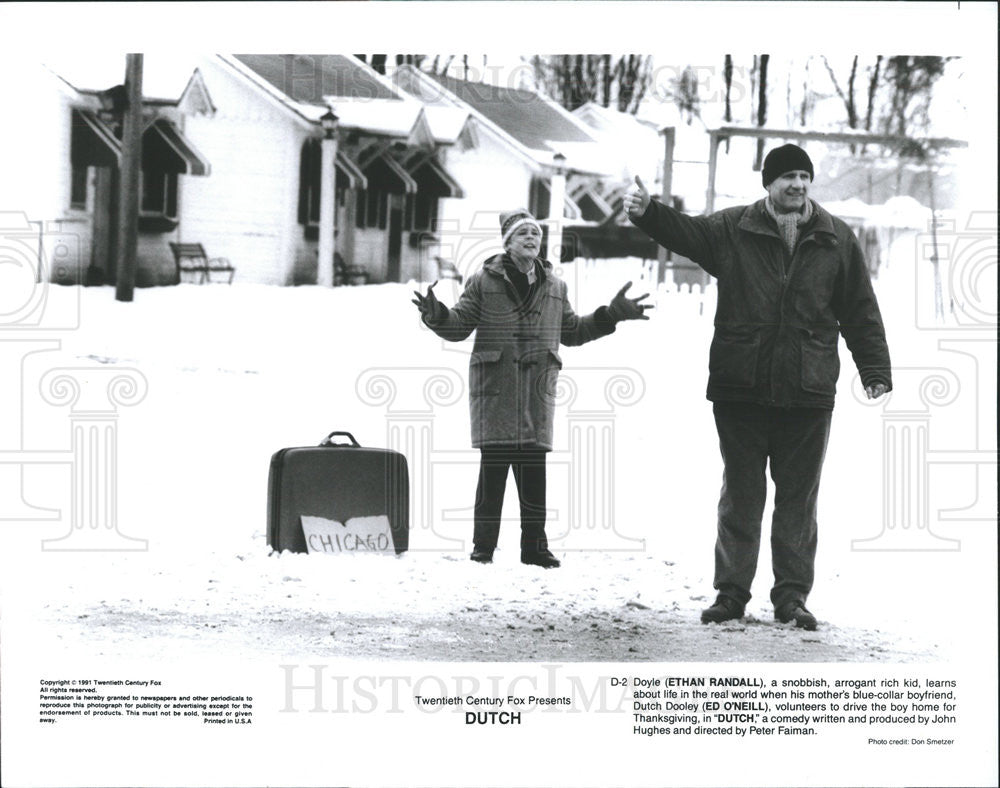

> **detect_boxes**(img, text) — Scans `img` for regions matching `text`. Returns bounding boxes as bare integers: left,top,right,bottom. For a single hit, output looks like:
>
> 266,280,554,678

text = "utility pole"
115,54,143,302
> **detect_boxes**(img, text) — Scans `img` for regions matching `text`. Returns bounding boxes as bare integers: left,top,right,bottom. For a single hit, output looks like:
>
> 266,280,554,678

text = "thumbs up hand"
624,175,652,220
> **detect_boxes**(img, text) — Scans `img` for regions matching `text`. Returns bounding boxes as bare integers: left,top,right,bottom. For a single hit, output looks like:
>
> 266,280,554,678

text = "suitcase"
267,431,409,554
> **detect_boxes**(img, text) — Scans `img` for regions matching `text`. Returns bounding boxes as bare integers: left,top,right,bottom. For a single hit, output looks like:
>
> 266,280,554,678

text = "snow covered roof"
821,196,933,230
870,196,933,229
232,54,400,104
822,197,877,222
42,54,206,106
223,56,465,147
294,98,432,144
422,105,474,145
397,67,612,176
574,101,661,135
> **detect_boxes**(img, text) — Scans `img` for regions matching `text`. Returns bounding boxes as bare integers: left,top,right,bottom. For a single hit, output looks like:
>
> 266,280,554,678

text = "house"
391,65,623,272
21,54,472,287
3,57,214,286
179,54,471,285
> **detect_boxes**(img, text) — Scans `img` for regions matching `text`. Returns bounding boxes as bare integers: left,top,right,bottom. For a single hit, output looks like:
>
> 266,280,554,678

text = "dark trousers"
473,447,548,555
712,402,832,608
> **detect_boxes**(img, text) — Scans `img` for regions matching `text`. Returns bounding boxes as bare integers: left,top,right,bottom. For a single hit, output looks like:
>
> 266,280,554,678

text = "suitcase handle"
319,431,361,448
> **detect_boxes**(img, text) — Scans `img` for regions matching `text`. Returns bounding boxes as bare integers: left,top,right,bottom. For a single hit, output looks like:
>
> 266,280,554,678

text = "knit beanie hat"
500,209,542,247
762,144,814,187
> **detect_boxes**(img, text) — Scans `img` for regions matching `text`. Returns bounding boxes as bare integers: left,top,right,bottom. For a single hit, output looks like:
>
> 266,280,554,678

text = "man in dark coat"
625,144,891,629
413,209,651,568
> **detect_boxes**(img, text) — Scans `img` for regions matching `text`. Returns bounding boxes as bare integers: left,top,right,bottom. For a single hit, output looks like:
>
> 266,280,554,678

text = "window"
140,169,178,218
355,188,387,230
404,193,438,232
137,169,179,232
70,165,88,210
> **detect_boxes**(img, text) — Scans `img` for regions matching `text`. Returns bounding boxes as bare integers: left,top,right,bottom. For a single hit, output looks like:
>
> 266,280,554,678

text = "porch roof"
533,177,583,222
403,153,464,199
142,118,211,176
361,150,418,195
70,109,121,168
336,151,368,190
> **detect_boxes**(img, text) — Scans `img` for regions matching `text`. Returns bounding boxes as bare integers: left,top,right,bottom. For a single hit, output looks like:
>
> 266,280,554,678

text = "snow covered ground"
3,240,996,666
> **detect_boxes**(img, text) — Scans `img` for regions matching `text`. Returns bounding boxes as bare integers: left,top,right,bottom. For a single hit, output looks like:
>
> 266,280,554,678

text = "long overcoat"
633,198,892,409
423,254,615,450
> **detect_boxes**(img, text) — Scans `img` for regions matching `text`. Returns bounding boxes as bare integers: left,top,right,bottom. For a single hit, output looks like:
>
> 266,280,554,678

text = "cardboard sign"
300,514,394,555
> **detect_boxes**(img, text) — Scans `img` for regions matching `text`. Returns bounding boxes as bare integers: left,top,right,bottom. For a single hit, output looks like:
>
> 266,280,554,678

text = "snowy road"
37,550,937,663
9,247,993,666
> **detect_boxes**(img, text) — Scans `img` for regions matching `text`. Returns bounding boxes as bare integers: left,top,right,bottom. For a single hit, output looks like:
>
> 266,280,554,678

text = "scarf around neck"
765,196,813,255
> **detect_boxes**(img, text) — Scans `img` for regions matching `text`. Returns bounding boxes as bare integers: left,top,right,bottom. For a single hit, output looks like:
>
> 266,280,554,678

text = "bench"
169,242,235,284
326,251,368,286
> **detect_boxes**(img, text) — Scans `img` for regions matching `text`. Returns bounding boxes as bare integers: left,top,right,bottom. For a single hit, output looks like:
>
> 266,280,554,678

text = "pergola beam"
711,126,968,150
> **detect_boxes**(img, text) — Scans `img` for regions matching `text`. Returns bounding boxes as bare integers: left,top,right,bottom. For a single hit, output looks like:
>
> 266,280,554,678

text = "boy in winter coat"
413,209,651,567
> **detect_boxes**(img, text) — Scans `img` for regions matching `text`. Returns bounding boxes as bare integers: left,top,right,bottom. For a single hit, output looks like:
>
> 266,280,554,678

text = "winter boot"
521,550,561,568
700,595,745,624
775,601,818,631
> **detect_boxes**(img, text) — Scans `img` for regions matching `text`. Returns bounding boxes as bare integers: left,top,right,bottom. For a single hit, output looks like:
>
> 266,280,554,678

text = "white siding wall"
180,58,305,285
352,227,388,282
3,64,91,284
435,130,535,280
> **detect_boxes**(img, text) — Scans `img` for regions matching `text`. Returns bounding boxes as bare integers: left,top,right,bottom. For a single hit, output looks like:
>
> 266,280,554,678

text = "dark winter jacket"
423,253,616,450
633,198,891,409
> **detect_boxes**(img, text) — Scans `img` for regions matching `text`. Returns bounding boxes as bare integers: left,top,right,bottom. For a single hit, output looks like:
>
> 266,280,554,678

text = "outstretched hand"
623,175,652,220
412,281,441,321
608,281,653,322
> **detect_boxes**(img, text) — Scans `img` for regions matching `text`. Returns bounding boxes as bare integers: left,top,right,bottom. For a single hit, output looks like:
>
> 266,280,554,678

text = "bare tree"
672,65,702,124
429,55,456,76
799,56,814,127
601,54,613,107
880,55,953,137
754,54,769,169
823,56,859,128
619,54,653,114
823,55,859,151
530,55,653,114
724,55,734,153
864,55,883,133
724,55,734,123
395,55,427,69
879,56,954,193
